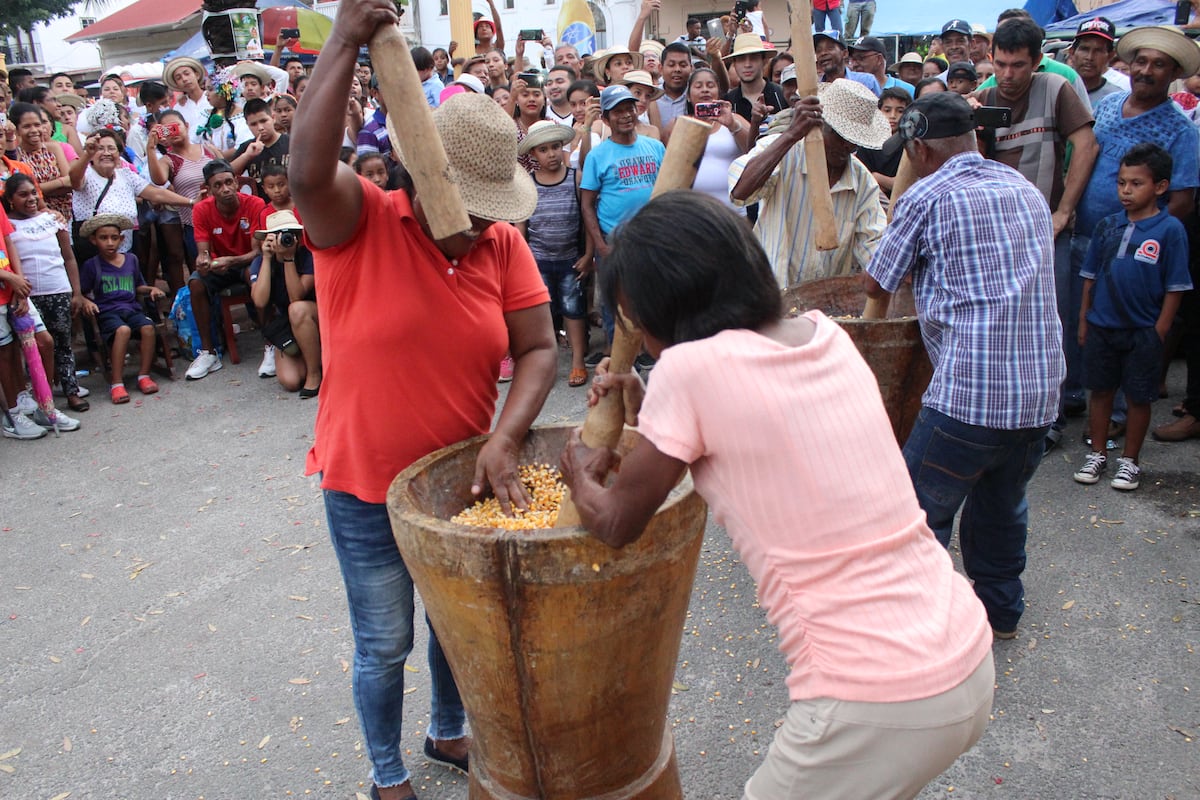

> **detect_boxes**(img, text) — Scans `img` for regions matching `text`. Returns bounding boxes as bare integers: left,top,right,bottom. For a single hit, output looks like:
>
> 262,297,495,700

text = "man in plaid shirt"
866,93,1065,641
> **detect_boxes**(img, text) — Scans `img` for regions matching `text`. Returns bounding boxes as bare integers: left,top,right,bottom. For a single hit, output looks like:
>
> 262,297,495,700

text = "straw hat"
817,79,891,149
897,51,924,66
1117,25,1200,77
79,213,135,239
234,61,273,86
518,120,575,155
620,69,664,100
970,23,992,42
592,47,643,81
390,93,537,223
639,40,665,59
55,93,84,110
254,209,303,240
163,56,205,91
723,33,773,62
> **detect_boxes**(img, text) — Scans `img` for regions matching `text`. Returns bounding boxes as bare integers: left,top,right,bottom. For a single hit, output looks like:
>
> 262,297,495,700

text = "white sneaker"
15,390,36,415
186,350,222,380
31,407,81,432
1110,457,1141,491
258,345,276,378
53,384,89,398
2,411,47,440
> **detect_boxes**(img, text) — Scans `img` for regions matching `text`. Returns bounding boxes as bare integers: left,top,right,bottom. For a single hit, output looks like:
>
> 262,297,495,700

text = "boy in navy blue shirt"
1073,143,1192,490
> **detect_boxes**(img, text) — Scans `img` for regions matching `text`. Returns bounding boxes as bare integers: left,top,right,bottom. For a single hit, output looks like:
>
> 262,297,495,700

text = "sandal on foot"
138,377,159,395
568,367,588,387
298,382,321,399
67,394,90,413
110,385,130,404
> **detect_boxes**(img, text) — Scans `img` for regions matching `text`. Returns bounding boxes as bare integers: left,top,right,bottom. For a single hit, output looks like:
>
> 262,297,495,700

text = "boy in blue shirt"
1073,143,1192,491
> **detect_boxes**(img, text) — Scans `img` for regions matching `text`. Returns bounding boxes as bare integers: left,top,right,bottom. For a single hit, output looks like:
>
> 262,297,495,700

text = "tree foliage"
0,0,80,37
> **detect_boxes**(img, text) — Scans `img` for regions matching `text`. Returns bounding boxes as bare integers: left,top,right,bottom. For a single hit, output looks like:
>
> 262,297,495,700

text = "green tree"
0,0,79,38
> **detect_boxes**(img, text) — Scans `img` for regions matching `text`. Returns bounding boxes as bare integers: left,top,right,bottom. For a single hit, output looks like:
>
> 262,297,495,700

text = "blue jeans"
812,7,843,35
323,488,466,788
902,407,1050,632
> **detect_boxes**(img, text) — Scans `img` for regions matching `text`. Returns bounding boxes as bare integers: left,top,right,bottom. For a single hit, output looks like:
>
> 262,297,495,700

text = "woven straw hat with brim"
817,79,891,150
80,213,134,239
235,61,273,86
389,93,537,223
621,70,664,100
724,33,773,62
163,56,205,91
639,40,665,59
55,94,84,110
519,120,575,155
254,209,303,240
592,47,643,81
897,52,924,66
1117,25,1200,78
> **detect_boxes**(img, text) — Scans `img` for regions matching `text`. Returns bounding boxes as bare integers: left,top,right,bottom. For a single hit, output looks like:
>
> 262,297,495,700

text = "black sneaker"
634,353,656,371
584,351,607,367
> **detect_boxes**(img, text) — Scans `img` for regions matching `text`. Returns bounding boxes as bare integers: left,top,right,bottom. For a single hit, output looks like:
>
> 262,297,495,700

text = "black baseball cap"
941,19,972,37
1074,16,1116,43
898,92,976,142
947,61,978,81
848,36,885,56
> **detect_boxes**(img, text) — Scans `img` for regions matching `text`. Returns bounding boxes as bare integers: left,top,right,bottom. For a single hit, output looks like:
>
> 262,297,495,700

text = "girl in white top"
3,172,89,411
663,68,751,214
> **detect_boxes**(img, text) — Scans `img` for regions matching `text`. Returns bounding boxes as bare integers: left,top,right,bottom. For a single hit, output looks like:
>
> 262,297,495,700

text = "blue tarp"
1045,0,1176,34
868,0,1084,35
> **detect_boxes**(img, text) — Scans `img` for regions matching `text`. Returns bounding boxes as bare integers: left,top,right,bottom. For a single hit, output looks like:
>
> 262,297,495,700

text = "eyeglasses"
95,146,121,154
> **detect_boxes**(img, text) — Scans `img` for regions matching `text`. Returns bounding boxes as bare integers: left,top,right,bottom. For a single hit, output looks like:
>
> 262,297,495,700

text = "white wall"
31,0,141,73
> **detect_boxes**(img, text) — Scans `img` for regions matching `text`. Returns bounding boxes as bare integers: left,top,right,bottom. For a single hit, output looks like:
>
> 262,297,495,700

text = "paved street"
2,329,1198,800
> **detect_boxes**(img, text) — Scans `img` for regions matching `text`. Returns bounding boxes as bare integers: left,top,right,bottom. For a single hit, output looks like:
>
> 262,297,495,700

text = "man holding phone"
970,15,1096,450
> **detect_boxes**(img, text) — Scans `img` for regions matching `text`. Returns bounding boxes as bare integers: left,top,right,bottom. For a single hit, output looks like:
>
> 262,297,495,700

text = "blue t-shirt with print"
79,253,145,314
1080,208,1193,329
1076,93,1200,237
581,135,666,235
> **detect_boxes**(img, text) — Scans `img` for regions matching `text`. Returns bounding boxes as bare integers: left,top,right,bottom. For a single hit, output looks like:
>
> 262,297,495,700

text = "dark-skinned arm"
471,303,557,512
730,97,820,202
290,0,397,248
561,431,687,548
580,188,608,258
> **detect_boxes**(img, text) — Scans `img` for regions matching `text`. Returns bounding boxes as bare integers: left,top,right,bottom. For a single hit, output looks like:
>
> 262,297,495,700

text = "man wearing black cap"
1069,17,1126,108
849,36,915,96
865,92,1065,642
938,20,973,73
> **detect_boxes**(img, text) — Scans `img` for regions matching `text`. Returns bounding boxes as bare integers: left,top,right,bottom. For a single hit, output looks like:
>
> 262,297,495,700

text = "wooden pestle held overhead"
554,116,714,527
788,0,839,252
368,23,471,240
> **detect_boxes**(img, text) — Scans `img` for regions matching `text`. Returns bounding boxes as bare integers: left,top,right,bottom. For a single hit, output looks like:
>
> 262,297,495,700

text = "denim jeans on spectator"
323,488,466,788
594,244,615,344
812,7,844,35
843,0,876,37
902,407,1050,633
1050,230,1079,432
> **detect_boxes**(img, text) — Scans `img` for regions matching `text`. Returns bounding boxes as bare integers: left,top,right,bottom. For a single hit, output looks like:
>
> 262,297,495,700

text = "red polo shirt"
305,177,550,503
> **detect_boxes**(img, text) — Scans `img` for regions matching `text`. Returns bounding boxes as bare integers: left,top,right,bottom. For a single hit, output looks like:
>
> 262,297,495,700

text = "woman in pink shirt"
561,190,995,799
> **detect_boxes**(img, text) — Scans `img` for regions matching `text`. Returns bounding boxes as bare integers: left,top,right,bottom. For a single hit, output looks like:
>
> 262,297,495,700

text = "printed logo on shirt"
240,218,250,231
1134,239,1160,265
213,227,224,234
615,156,659,187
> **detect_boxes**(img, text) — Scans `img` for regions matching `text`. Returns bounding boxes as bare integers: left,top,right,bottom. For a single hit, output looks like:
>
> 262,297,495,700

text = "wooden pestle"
369,23,471,240
789,0,839,251
555,116,713,527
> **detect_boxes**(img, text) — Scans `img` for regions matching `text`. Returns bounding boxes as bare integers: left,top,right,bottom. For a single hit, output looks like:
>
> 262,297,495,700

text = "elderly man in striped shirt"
865,93,1065,642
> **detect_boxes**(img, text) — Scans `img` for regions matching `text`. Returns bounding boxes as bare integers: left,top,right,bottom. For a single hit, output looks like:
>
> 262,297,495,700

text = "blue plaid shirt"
867,151,1065,430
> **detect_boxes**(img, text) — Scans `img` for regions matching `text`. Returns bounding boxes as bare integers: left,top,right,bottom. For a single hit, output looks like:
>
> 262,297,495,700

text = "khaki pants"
744,653,995,800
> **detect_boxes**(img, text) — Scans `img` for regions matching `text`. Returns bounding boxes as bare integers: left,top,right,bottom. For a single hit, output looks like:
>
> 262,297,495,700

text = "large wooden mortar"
387,424,708,799
783,276,932,444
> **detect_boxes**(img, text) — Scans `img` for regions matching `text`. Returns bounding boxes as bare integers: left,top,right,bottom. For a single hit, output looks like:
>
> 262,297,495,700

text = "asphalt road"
2,329,1198,800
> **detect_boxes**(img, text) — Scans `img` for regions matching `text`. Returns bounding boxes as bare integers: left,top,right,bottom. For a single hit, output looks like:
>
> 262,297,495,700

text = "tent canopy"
871,0,1078,35
1045,0,1176,35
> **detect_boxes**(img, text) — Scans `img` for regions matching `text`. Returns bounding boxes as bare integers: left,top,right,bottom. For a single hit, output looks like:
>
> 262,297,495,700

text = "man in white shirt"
163,56,212,142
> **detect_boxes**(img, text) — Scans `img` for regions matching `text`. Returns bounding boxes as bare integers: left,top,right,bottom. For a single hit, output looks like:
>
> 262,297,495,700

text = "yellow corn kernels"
451,463,566,530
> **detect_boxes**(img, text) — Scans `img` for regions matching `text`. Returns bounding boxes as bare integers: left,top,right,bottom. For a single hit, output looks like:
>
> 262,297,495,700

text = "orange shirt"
305,178,550,503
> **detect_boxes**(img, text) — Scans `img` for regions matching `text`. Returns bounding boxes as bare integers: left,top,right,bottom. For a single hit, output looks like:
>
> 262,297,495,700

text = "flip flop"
568,368,588,387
